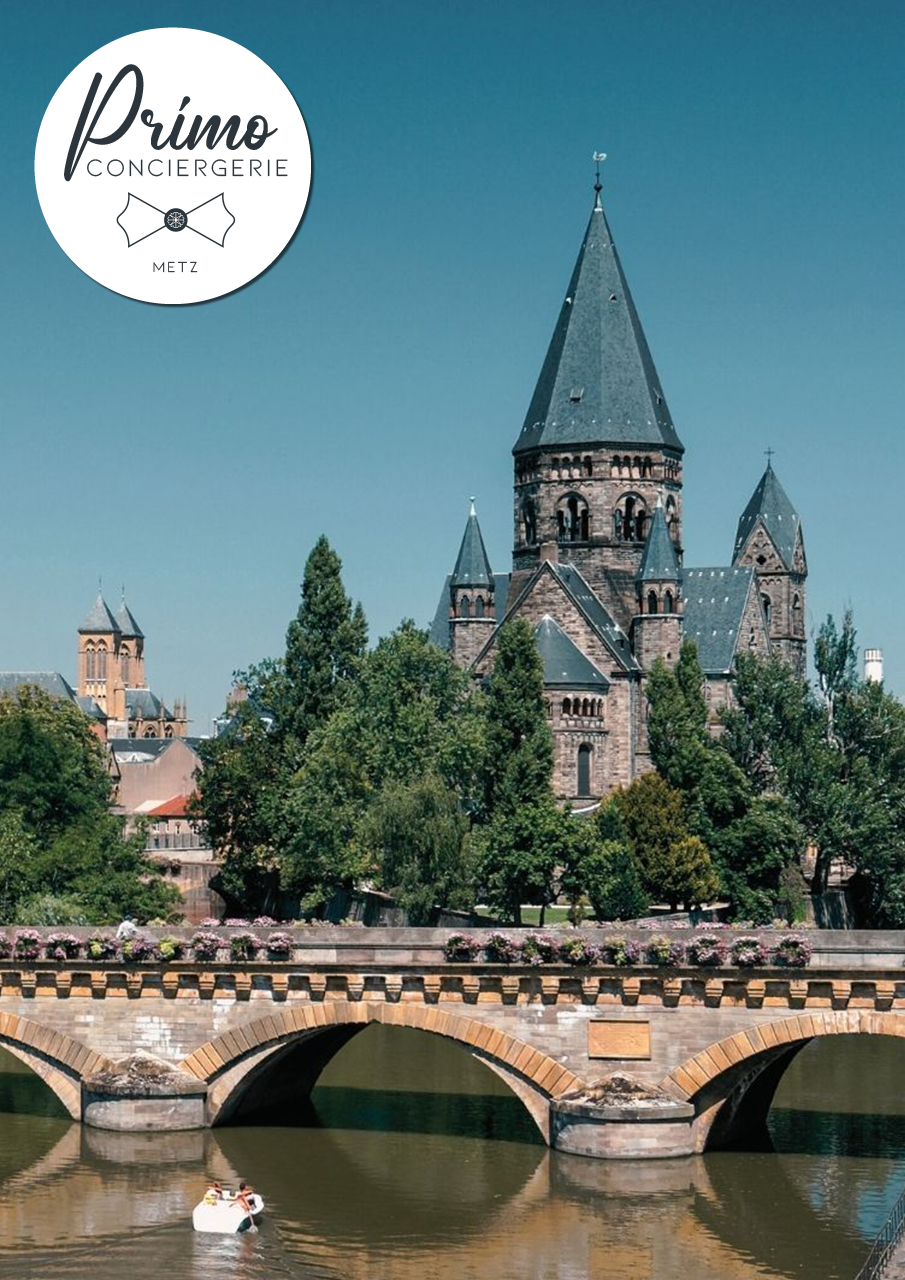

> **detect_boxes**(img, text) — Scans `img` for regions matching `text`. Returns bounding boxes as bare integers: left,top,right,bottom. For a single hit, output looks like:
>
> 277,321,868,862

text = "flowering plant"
190,931,222,961
598,936,639,967
731,936,767,968
198,917,221,928
44,932,82,960
485,932,521,964
644,936,685,967
86,933,118,960
519,934,559,966
443,933,481,961
253,916,278,927
157,936,184,961
13,929,42,961
224,918,250,928
687,934,727,966
266,932,293,957
558,936,600,966
122,935,159,962
0,934,11,960
772,935,811,968
229,931,263,960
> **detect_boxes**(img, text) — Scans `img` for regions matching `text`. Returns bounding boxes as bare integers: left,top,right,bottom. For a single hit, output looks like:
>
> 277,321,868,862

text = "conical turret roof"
450,500,494,589
637,501,680,582
78,591,120,634
514,190,683,456
115,597,144,638
733,463,801,571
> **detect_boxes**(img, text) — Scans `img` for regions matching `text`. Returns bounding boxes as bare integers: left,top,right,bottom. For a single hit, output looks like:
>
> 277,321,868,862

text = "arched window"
556,493,589,543
666,495,677,539
577,744,592,797
615,493,648,543
761,594,772,627
475,596,484,618
522,499,537,546
96,641,107,680
143,726,157,738
792,593,802,632
562,697,572,715
642,457,652,478
86,642,95,681
621,456,631,477
164,725,174,739
664,591,674,614
611,456,620,477
647,591,659,615
551,457,559,475
460,595,470,618
121,645,130,685
636,509,647,542
584,456,593,476
582,698,590,716
633,456,641,477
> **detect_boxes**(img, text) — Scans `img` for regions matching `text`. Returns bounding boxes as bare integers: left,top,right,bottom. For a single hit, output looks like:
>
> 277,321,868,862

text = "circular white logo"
35,28,311,305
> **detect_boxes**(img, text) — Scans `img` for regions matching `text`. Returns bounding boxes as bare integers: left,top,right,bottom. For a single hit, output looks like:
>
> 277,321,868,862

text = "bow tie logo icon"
117,193,235,248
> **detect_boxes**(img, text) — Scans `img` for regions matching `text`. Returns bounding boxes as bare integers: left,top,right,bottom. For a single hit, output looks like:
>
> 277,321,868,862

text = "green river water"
0,1028,901,1279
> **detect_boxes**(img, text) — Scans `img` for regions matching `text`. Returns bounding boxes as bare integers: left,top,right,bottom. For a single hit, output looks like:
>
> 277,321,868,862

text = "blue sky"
2,1,903,731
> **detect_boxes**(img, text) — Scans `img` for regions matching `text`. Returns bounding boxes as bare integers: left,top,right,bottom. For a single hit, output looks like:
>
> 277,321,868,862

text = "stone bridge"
1,927,903,1159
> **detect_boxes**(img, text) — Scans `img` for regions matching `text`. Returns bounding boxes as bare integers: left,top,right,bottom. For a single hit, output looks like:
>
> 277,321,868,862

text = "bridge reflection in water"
0,1031,902,1280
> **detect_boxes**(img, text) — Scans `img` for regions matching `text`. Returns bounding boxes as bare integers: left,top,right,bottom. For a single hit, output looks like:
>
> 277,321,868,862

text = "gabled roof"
75,695,107,721
125,688,171,721
733,463,802,571
534,616,610,690
550,563,640,672
514,191,683,456
145,793,196,818
115,598,144,638
682,566,760,675
109,737,203,760
450,501,494,589
429,573,510,652
0,671,76,700
637,502,679,582
79,592,121,634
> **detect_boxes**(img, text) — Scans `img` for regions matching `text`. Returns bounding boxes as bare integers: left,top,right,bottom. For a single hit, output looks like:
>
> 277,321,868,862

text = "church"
431,180,807,806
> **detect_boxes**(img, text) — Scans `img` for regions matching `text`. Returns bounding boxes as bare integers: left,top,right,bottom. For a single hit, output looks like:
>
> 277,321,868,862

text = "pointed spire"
733,462,802,570
450,498,494,589
78,590,121,634
637,501,680,582
114,592,144,638
514,184,683,455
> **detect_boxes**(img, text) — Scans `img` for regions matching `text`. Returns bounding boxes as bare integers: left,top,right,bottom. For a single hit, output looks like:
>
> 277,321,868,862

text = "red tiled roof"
147,793,196,818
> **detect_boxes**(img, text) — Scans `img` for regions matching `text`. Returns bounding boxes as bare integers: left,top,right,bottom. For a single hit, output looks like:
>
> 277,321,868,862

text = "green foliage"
580,839,649,922
482,620,553,819
13,893,91,926
613,773,688,889
475,799,570,925
656,835,721,911
360,775,473,924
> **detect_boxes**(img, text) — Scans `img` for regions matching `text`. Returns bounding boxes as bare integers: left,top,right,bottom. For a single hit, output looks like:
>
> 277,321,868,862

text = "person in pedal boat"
202,1181,223,1204
235,1183,254,1216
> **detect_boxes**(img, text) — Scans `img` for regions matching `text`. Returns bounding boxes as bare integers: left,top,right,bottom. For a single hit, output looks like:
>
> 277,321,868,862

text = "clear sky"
2,0,903,732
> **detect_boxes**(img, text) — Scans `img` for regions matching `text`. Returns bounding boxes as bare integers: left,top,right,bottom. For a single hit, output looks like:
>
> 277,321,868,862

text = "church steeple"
451,498,494,589
514,185,683,456
448,500,495,667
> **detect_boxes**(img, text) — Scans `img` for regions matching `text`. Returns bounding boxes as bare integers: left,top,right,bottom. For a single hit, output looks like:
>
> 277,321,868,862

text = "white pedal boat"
192,1192,264,1233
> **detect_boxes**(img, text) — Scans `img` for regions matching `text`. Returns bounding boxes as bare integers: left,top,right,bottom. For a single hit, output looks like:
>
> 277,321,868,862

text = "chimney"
864,648,884,684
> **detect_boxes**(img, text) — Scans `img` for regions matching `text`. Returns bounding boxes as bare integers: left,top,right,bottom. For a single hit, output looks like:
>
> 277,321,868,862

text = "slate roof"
125,688,171,721
637,502,679,582
550,564,640,672
115,598,144,638
79,592,121,634
429,573,510,651
450,501,494,589
514,193,683,456
0,672,76,700
733,463,801,571
534,616,610,690
75,695,107,721
682,566,759,675
109,737,203,761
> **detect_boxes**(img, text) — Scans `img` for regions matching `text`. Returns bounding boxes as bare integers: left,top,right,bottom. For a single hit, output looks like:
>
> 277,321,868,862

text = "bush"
266,931,293,957
772,934,811,967
731,936,767,967
13,929,42,961
190,931,221,961
122,935,159,962
229,931,263,961
485,932,520,964
157,936,184,961
44,932,81,960
687,934,727,967
0,933,11,959
644,935,685,967
198,917,221,928
443,933,480,961
253,916,278,927
86,933,118,960
13,893,90,926
558,936,599,966
598,936,640,967
519,934,559,966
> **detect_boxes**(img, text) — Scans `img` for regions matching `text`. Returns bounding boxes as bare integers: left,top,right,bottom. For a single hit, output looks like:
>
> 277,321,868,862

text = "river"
0,1028,901,1279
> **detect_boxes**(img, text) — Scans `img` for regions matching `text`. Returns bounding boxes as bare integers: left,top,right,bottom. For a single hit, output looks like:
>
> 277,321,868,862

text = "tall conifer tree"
482,619,553,818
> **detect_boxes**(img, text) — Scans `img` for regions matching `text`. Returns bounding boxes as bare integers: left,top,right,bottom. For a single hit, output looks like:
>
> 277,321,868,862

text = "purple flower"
229,931,263,960
44,932,82,960
598,936,639,967
266,931,293,956
772,934,811,967
644,935,685,967
559,936,600,966
443,933,480,961
687,934,727,966
485,932,521,964
86,933,119,960
731,936,767,968
13,929,42,961
190,930,222,961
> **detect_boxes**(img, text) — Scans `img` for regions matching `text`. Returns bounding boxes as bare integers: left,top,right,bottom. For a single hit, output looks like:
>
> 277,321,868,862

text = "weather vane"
593,151,607,193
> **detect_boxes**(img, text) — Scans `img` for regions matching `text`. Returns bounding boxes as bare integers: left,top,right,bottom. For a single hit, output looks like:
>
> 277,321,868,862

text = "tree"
613,773,688,890
283,536,367,748
646,643,708,792
715,796,806,924
579,840,649,922
656,836,721,912
475,799,570,925
363,775,473,924
482,620,553,819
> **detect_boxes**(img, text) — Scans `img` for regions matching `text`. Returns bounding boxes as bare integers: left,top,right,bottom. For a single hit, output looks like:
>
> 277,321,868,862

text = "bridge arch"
664,1010,905,1151
0,1012,112,1119
180,1001,581,1141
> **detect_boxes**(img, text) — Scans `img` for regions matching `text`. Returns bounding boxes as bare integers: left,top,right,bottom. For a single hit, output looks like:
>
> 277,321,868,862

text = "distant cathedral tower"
732,461,807,676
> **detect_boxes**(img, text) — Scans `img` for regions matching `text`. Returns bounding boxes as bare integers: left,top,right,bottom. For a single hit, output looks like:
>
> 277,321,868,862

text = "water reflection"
0,1029,901,1279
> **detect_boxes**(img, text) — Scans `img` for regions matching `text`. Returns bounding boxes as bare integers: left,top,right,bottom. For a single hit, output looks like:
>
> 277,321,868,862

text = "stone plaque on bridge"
588,1019,651,1060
